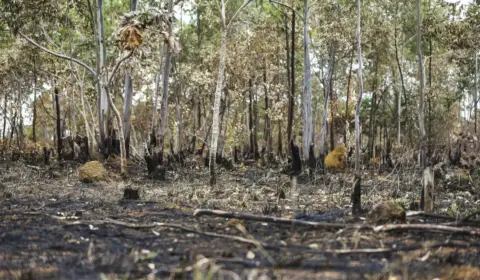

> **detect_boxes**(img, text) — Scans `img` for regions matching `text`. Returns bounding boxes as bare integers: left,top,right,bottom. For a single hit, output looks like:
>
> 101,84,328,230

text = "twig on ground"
374,223,480,236
193,209,363,230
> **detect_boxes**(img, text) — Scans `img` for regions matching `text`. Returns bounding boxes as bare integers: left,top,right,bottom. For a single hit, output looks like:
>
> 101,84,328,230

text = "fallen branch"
61,218,273,248
153,222,270,248
406,211,458,221
462,210,480,222
374,223,480,236
193,209,362,230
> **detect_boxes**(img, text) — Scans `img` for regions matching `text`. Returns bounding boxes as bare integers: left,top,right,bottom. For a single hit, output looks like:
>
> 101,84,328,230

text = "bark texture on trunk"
417,0,426,170
209,29,227,186
96,0,108,145
123,72,133,158
157,0,173,165
302,0,313,160
54,88,62,160
287,10,295,154
33,58,37,143
353,0,365,214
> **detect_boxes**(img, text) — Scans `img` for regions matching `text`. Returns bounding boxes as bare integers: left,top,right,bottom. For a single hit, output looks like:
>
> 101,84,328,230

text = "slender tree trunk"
417,0,426,169
219,89,230,156
475,52,478,135
319,46,335,157
287,10,295,154
328,47,336,151
345,49,354,146
191,7,202,152
96,0,108,145
277,90,283,156
33,57,37,143
394,4,407,146
368,53,379,158
253,85,259,157
353,0,365,214
263,59,272,154
427,37,432,157
174,88,183,154
105,79,128,177
302,0,313,160
2,95,6,140
209,0,249,185
209,27,227,185
157,0,173,165
122,0,137,158
79,80,95,154
54,88,62,160
191,94,197,152
151,45,165,135
123,71,133,158
248,78,255,156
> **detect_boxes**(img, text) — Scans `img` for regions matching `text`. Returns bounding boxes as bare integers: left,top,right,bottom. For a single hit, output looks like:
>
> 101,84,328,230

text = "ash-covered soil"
1,160,480,279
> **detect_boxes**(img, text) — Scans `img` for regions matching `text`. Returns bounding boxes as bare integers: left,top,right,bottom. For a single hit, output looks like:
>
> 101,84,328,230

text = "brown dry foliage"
78,161,107,183
324,146,348,169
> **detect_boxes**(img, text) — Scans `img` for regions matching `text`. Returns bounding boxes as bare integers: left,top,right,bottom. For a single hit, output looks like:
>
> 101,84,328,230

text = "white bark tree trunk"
123,71,133,157
302,0,313,160
209,29,227,186
157,6,173,163
96,0,109,143
417,0,426,169
209,0,251,185
355,0,364,172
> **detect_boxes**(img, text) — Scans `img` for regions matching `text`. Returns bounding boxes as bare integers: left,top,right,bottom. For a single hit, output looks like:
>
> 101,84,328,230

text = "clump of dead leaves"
78,161,107,183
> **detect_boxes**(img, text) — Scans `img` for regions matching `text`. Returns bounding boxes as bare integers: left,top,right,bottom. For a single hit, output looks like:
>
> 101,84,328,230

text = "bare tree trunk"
2,95,7,140
345,49,354,146
78,80,95,153
54,88,62,160
319,46,335,157
123,71,133,158
209,0,250,185
174,88,182,154
95,0,109,147
191,93,197,152
105,82,128,177
248,78,255,156
476,52,478,135
151,44,165,137
328,47,336,151
417,0,426,170
33,57,37,143
263,59,272,154
302,0,313,160
368,53,379,159
277,90,283,156
353,0,365,214
287,10,295,155
210,27,227,185
394,3,407,146
121,0,137,159
157,0,173,165
253,85,259,157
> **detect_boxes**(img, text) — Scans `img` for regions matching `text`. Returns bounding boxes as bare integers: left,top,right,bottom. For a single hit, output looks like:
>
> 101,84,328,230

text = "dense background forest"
0,0,479,177
1,0,480,279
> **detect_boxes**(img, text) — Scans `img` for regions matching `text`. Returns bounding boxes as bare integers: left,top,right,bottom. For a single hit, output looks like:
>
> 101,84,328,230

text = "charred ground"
1,158,480,280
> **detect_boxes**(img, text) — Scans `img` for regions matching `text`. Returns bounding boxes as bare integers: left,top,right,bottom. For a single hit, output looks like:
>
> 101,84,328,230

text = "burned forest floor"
1,158,480,280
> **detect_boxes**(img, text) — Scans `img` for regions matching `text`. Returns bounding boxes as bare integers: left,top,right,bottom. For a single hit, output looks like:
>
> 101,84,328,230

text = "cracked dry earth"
0,160,480,280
